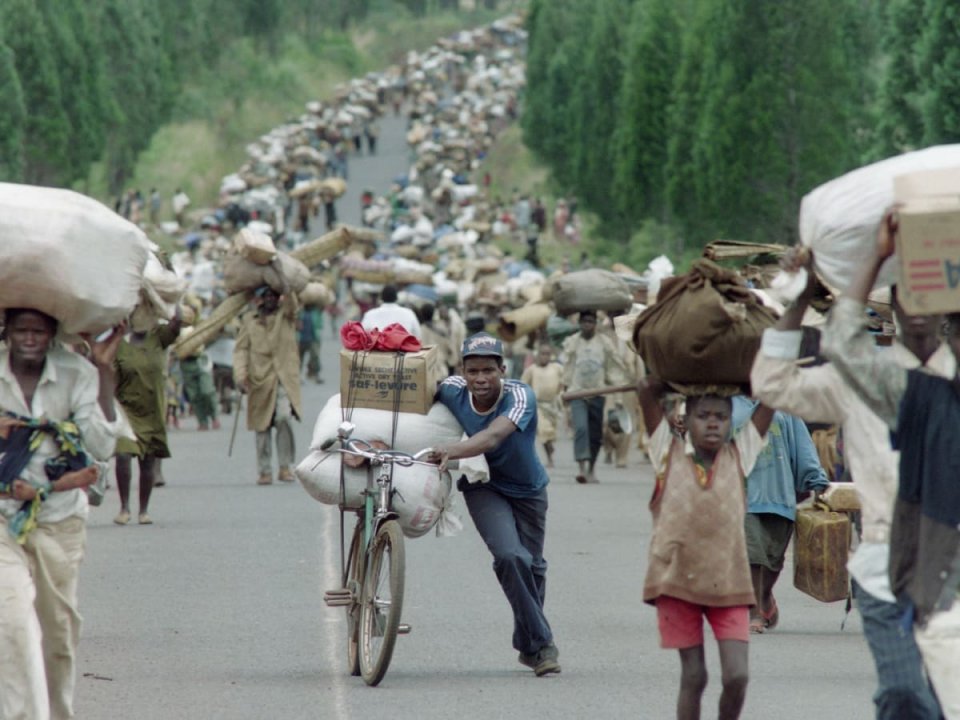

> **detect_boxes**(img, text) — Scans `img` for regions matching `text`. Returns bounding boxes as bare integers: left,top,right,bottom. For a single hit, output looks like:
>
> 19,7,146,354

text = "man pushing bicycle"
429,332,561,677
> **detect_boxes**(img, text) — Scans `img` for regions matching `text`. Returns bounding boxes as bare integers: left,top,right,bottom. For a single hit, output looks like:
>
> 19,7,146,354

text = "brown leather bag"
632,259,777,385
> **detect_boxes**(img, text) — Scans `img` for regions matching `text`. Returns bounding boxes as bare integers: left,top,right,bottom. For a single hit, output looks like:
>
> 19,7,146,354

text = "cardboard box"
340,346,447,415
895,167,960,314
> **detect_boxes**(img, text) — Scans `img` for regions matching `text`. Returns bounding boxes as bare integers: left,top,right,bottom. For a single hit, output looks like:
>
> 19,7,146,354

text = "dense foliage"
0,0,484,193
523,0,960,259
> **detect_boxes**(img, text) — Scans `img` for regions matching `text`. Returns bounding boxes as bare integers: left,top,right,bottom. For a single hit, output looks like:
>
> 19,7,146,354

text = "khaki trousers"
0,516,86,720
915,602,960,719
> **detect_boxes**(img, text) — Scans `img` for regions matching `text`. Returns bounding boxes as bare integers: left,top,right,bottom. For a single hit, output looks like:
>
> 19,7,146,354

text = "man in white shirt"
361,284,422,339
751,252,944,720
0,308,130,720
560,310,628,484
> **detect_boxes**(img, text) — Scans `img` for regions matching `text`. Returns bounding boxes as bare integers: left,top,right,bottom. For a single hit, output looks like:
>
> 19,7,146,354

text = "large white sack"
0,183,151,335
131,252,187,332
309,393,464,452
799,145,960,293
295,451,456,538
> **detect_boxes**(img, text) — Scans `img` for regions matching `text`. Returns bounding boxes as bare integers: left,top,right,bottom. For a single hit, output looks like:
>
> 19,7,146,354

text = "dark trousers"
461,482,553,655
571,396,604,463
852,580,942,720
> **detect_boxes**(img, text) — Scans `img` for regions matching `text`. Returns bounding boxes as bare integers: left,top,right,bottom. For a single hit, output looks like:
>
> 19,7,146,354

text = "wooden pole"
560,384,637,403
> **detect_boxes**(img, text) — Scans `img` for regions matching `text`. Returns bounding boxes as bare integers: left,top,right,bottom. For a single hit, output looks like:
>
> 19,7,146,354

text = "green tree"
97,0,177,193
919,0,960,144
37,0,108,182
0,0,69,184
522,0,595,189
664,1,712,250
876,0,926,155
0,41,26,181
610,0,681,230
676,0,866,245
566,0,634,226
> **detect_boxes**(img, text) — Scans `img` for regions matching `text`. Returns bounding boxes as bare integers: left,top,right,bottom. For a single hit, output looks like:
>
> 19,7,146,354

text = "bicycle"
320,421,433,686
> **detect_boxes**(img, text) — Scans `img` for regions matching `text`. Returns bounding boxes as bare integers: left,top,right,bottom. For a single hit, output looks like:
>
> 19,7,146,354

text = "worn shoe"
257,473,273,485
277,467,295,483
212,419,222,431
518,651,538,669
114,509,131,526
519,644,561,675
138,512,153,525
532,644,561,677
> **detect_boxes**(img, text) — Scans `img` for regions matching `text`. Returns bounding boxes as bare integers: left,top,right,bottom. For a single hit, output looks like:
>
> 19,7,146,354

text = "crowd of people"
0,13,957,720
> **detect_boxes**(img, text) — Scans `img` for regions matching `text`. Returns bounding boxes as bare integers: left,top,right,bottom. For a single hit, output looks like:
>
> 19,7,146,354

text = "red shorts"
656,596,750,649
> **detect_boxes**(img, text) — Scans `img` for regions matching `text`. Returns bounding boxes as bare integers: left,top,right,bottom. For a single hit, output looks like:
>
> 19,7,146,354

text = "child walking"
637,380,773,720
520,344,564,468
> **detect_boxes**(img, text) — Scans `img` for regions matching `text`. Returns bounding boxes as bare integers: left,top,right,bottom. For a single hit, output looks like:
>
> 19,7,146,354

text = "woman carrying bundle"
113,311,182,525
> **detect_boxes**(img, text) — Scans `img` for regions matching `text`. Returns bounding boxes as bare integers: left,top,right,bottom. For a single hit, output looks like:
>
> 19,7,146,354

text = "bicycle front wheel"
358,520,405,686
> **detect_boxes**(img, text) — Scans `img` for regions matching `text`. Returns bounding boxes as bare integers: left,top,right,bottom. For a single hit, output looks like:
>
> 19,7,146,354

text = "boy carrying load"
636,380,773,720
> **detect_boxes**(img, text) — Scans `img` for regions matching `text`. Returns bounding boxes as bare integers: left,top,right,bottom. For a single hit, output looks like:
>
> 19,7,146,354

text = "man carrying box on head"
821,210,960,719
751,243,947,719
428,332,561,677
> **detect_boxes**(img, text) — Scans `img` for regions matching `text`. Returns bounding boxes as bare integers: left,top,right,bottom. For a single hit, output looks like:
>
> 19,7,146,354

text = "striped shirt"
436,377,549,497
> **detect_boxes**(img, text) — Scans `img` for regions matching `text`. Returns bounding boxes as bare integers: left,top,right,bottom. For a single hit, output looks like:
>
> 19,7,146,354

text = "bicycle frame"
323,433,433,684
361,457,396,548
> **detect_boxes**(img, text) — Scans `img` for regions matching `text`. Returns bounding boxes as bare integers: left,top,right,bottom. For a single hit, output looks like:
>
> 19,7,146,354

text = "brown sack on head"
632,259,777,386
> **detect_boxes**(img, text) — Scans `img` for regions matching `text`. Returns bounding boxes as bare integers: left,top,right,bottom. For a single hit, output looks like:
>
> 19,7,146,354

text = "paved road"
74,346,876,720
72,110,878,719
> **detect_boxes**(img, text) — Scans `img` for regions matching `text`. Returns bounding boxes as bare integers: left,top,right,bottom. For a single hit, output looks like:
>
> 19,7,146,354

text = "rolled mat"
172,294,248,360
497,302,552,342
289,226,366,269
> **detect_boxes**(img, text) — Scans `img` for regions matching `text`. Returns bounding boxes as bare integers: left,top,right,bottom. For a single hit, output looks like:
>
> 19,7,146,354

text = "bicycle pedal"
323,589,353,607
397,624,412,635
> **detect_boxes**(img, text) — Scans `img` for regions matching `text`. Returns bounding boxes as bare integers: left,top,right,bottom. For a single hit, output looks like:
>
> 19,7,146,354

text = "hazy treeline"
0,0,493,193
521,0,960,258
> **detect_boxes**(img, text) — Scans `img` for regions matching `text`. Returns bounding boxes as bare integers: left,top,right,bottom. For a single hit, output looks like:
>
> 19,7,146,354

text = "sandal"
749,618,766,634
761,597,779,630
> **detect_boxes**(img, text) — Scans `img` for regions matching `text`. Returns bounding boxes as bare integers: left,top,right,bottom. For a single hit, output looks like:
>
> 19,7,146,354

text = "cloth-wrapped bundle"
222,251,310,295
632,259,777,386
549,269,633,316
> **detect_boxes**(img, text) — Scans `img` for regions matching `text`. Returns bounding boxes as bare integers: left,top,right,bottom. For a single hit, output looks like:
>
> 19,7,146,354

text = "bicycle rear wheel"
358,520,405,686
344,520,364,676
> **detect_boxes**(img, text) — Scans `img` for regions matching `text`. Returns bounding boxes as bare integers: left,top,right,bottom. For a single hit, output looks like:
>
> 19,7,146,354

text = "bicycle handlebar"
321,436,435,466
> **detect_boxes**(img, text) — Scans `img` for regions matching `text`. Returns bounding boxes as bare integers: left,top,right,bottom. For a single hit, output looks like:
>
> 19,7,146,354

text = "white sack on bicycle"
295,451,460,538
308,393,465,452
298,394,467,537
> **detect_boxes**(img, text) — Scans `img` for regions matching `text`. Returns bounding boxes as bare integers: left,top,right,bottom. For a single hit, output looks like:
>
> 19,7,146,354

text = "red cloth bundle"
340,321,422,352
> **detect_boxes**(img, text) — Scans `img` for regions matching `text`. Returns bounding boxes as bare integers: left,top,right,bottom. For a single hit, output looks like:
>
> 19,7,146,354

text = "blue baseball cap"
461,332,503,360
